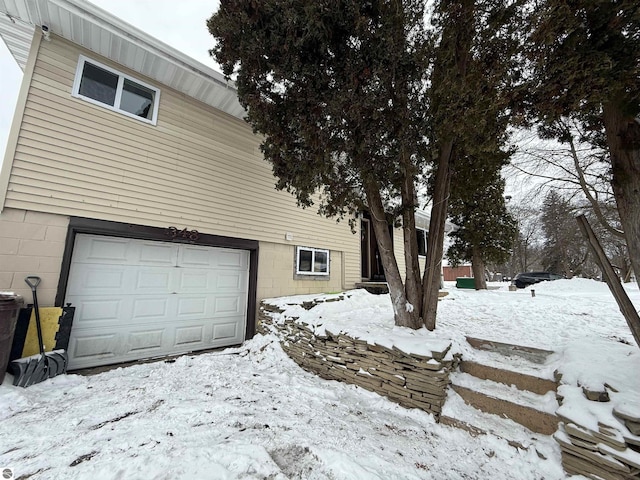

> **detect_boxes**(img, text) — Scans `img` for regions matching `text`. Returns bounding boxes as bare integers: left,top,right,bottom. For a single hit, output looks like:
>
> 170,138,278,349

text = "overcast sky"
0,0,222,166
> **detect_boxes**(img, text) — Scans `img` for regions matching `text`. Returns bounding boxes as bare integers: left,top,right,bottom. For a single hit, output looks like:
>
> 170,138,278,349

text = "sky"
0,0,222,167
1,279,638,478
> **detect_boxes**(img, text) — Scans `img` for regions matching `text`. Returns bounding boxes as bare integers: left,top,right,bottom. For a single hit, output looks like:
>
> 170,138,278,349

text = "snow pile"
0,335,564,480
265,290,453,360
1,277,638,479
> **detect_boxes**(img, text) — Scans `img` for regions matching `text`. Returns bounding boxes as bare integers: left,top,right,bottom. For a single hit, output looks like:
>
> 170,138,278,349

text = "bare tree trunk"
471,247,487,289
365,181,421,329
566,123,625,239
422,141,453,330
616,260,629,284
401,169,422,323
603,103,640,291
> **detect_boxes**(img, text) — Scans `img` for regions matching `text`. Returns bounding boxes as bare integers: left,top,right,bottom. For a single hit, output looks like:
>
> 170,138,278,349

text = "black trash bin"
0,293,24,384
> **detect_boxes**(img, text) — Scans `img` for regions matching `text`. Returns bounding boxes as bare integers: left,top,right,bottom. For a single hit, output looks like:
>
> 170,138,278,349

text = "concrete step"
465,336,555,365
450,372,559,435
442,336,561,438
459,360,557,395
440,388,561,460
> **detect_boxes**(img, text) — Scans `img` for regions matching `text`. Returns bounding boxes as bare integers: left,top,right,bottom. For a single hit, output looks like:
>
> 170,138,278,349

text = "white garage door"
65,234,250,369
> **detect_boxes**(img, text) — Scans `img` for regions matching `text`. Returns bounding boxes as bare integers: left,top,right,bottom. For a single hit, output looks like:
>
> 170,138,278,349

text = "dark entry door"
361,218,371,280
360,213,391,281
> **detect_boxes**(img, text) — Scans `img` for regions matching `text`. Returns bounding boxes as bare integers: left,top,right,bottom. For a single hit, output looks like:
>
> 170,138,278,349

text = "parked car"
512,272,565,289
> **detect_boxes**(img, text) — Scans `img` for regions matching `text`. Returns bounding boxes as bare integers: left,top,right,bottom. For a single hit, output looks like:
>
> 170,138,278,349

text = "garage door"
65,234,250,369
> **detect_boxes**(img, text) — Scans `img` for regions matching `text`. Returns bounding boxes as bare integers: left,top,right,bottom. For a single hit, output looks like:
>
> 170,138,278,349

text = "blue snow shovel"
9,276,68,387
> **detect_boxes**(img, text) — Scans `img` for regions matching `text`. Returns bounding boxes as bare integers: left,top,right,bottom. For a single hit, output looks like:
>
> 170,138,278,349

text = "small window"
296,247,330,275
416,228,428,256
72,55,160,124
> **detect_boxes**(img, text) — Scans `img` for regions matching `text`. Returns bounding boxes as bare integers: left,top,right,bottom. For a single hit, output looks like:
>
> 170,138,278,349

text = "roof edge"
50,0,235,91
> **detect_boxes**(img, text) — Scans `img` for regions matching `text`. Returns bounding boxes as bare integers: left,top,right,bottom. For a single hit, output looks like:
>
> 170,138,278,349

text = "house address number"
166,226,200,241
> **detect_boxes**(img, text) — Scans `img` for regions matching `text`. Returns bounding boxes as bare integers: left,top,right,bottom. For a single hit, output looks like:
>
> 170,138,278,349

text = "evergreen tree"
422,0,523,312
448,166,516,289
208,0,431,328
527,0,640,289
209,0,525,330
420,0,475,330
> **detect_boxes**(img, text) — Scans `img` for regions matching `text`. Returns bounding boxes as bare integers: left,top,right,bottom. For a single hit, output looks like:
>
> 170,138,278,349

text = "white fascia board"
53,0,233,91
0,0,244,118
0,10,36,70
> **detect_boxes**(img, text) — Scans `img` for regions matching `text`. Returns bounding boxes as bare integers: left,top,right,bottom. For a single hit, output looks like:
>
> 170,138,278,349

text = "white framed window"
296,246,330,275
72,55,160,125
416,227,428,257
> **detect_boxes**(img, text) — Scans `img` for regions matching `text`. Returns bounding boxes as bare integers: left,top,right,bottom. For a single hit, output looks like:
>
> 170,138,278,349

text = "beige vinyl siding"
4,36,360,289
392,227,430,281
394,227,407,280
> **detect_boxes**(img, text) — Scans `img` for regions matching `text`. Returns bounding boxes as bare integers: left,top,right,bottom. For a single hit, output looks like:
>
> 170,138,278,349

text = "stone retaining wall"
259,302,457,417
555,404,640,479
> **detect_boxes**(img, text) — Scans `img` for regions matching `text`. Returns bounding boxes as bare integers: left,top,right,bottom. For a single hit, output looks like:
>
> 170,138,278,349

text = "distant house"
442,265,473,282
0,0,437,369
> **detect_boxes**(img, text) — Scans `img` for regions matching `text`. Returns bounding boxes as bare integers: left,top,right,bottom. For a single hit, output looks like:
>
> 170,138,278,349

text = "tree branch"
567,130,625,239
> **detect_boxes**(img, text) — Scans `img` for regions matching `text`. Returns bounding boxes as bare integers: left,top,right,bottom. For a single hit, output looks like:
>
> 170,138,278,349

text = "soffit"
415,209,457,232
0,0,245,119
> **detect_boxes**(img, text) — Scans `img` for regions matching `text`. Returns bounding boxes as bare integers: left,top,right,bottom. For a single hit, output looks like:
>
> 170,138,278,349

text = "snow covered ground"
1,278,638,479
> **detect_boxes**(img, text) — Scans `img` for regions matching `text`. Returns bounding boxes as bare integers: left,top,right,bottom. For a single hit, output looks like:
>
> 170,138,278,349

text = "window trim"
72,55,160,125
296,246,330,276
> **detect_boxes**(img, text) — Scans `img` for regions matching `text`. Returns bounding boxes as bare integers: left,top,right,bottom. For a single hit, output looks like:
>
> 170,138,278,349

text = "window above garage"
72,55,160,125
296,246,330,276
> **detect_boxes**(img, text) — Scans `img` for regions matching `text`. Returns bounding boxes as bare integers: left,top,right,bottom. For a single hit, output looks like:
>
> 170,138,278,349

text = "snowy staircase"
442,336,561,440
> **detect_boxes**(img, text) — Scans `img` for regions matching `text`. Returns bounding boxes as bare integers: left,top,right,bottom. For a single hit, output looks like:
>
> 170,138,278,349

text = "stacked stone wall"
555,404,640,479
259,303,456,417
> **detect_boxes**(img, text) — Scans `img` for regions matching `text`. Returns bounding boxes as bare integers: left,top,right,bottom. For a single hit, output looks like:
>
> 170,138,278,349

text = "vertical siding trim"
0,30,42,210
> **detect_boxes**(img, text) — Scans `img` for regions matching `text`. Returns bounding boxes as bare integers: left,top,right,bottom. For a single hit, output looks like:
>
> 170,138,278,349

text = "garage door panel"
66,266,127,295
127,329,164,352
216,272,248,290
214,296,242,315
135,242,178,266
174,325,205,347
70,333,118,360
69,297,123,323
132,297,170,320
66,234,250,369
67,265,129,295
135,269,173,292
175,270,250,294
176,270,213,291
212,321,241,341
178,246,249,270
179,245,215,268
68,266,177,296
176,296,209,317
72,236,130,264
216,250,248,268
